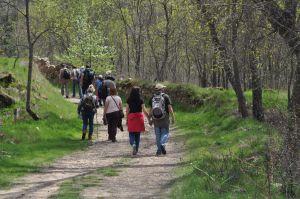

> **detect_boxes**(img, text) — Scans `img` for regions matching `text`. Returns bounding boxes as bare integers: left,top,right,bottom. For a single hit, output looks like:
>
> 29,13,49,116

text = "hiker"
126,86,150,155
103,87,123,142
102,74,116,101
149,83,175,156
77,85,99,142
80,64,95,95
95,75,104,106
59,64,71,98
71,67,82,98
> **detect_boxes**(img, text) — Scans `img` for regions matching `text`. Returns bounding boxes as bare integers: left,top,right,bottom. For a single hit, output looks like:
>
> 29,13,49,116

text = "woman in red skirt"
126,86,150,155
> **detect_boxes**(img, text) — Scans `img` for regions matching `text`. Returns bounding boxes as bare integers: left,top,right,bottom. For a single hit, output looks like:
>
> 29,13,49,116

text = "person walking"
103,88,123,142
71,67,82,98
149,83,175,156
59,64,71,98
80,64,95,95
126,87,149,155
103,75,116,98
95,75,104,106
77,85,99,143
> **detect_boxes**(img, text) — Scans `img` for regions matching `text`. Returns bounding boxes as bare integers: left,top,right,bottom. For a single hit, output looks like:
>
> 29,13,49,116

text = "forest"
0,0,299,198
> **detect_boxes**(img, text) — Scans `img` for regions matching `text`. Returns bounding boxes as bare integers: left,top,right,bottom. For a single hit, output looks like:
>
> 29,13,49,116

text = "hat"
155,83,166,90
98,75,103,79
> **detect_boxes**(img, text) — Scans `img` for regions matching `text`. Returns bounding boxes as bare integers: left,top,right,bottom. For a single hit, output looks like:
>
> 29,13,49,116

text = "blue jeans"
129,132,141,150
82,112,95,135
154,127,169,152
72,79,82,98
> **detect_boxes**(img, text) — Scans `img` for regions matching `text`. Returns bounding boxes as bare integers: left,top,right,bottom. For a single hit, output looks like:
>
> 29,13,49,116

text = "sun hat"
155,83,166,90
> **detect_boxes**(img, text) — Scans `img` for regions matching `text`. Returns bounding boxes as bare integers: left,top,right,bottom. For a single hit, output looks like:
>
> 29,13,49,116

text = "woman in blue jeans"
126,87,149,155
77,85,99,143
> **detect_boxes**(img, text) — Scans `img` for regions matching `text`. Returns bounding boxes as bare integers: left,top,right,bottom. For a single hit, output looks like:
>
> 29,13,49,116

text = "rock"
0,92,15,108
0,73,15,87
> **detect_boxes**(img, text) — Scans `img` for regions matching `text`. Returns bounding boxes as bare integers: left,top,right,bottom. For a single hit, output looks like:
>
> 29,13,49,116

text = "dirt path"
0,98,184,199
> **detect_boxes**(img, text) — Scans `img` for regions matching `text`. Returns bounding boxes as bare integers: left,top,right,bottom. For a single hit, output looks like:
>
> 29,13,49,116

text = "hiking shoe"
161,145,166,155
132,145,137,155
156,150,162,156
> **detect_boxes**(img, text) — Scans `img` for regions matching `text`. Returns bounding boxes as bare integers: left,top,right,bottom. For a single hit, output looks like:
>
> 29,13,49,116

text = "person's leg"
78,82,83,98
82,114,88,140
65,82,69,98
88,113,94,140
160,127,170,155
135,133,141,152
61,83,64,96
72,80,76,97
129,132,135,146
154,127,162,155
111,112,118,142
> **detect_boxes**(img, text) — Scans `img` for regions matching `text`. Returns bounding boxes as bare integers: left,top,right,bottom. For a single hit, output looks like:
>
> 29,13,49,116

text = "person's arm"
126,104,129,118
103,98,108,116
119,99,123,110
80,73,84,86
77,98,83,115
142,104,149,121
168,105,175,124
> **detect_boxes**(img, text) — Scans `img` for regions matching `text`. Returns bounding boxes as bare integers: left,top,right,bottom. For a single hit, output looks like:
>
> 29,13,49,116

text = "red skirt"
127,113,145,132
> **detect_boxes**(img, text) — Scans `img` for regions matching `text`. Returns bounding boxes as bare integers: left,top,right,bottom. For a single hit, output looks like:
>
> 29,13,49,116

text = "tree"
255,0,299,196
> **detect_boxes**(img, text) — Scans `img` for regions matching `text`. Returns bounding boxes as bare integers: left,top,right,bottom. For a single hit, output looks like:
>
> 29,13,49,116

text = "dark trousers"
72,79,82,98
129,132,141,150
106,111,119,141
82,112,95,135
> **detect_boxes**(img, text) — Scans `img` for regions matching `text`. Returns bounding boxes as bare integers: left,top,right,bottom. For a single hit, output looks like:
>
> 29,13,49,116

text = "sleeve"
164,94,172,106
77,98,83,114
148,97,152,108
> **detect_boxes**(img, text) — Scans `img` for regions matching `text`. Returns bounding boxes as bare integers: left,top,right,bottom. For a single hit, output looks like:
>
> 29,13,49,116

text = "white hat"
155,83,166,90
98,75,103,79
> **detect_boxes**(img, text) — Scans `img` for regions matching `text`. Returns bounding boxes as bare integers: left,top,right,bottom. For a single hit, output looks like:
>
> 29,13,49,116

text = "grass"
170,88,287,198
0,57,86,188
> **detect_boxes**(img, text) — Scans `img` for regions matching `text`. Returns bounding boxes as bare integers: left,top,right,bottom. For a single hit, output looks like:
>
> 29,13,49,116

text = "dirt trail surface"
0,98,184,199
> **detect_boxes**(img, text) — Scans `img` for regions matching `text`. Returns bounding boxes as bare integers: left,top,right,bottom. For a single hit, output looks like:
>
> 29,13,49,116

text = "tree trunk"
25,0,39,120
245,0,264,121
250,50,264,121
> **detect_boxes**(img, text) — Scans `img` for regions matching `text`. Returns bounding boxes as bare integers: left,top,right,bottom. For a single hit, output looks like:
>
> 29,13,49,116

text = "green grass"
170,88,287,198
0,57,86,188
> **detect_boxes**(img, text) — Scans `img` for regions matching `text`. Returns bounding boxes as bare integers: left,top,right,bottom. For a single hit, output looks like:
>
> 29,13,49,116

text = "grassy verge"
0,58,86,188
170,88,286,198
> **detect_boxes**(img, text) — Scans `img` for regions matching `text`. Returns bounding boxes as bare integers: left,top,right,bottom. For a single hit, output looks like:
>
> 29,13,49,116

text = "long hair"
127,86,141,102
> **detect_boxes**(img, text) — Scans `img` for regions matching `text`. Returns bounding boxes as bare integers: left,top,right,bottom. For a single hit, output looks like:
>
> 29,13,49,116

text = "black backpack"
83,69,94,85
82,94,96,112
63,68,71,79
151,93,166,120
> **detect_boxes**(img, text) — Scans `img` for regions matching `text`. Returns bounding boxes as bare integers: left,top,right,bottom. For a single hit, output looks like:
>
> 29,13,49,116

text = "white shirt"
106,95,122,114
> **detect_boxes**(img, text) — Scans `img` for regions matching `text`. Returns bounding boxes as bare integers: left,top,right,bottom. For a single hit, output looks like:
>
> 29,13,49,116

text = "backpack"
82,94,96,112
63,68,71,79
83,69,94,85
151,93,166,120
